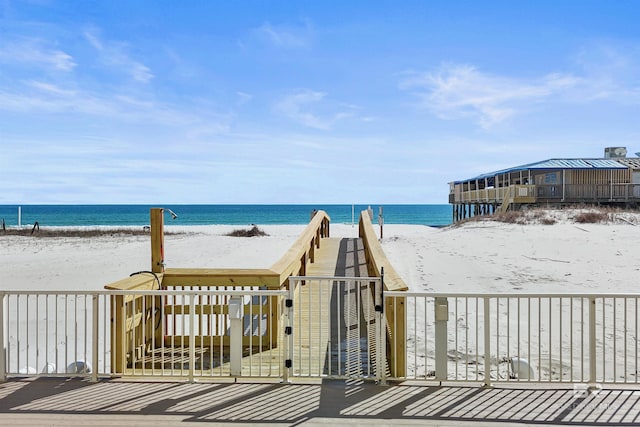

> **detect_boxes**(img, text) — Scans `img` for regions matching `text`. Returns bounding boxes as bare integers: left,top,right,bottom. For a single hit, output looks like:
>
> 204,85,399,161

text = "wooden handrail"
162,268,280,288
358,210,407,377
269,209,330,287
358,210,408,291
106,209,331,291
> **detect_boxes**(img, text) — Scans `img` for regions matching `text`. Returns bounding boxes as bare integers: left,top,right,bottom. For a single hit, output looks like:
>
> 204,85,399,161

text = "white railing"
3,288,640,386
386,292,640,386
0,288,287,381
0,291,109,381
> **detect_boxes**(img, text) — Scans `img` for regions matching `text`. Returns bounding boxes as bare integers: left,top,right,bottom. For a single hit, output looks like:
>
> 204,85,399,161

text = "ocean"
0,204,452,227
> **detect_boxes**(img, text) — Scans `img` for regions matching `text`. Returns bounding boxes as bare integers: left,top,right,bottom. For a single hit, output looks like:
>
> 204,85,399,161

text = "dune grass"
456,206,638,226
0,227,183,238
226,225,269,237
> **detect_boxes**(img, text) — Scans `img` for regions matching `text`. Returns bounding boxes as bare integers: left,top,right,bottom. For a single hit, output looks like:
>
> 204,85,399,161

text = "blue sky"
1,0,639,204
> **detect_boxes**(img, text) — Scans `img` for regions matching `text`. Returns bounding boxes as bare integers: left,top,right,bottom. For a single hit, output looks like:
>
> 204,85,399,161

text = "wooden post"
269,295,279,347
309,238,315,263
111,295,126,374
386,295,406,377
150,208,165,273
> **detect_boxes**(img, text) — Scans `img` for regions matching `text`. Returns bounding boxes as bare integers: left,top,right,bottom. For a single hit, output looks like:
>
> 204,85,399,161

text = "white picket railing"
0,291,109,381
2,287,639,386
0,288,288,381
386,292,640,386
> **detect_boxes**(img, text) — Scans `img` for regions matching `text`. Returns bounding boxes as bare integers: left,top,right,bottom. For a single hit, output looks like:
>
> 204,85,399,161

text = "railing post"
112,294,126,375
0,293,6,382
92,294,99,382
435,297,449,381
188,293,195,383
484,297,492,387
229,296,243,377
589,296,596,385
283,278,295,383
376,277,387,385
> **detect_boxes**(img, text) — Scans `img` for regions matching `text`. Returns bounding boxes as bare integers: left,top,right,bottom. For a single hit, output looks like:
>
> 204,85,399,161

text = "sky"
1,0,639,204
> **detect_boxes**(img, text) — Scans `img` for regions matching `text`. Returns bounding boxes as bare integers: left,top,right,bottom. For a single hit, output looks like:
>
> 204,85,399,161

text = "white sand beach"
0,224,357,291
383,220,640,294
2,210,639,293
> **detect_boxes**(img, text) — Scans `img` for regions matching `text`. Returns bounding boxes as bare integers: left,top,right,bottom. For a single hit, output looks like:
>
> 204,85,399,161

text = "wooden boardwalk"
290,237,378,378
306,237,368,277
240,237,374,379
119,237,371,379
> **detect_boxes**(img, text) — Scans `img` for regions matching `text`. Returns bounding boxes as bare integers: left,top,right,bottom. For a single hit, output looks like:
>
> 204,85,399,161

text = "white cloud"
0,79,231,130
400,64,581,128
254,22,311,48
25,80,77,96
0,38,76,71
236,91,253,105
83,28,154,83
274,89,353,130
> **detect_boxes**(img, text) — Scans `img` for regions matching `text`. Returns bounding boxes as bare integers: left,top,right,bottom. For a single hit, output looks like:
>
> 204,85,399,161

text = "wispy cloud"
572,41,640,102
0,78,231,131
254,21,311,48
84,28,154,83
0,37,76,71
236,91,253,105
274,89,353,130
399,64,581,129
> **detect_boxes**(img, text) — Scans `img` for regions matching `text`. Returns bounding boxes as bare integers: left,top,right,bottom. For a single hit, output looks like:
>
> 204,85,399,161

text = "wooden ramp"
289,237,379,378
237,237,375,379
306,237,368,277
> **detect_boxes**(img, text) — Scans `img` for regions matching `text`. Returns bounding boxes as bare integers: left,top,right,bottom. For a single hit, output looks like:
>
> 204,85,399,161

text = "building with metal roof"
449,150,640,222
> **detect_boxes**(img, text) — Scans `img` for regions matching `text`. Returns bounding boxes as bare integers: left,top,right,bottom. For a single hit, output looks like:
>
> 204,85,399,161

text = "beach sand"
2,213,639,293
383,220,640,294
0,225,354,291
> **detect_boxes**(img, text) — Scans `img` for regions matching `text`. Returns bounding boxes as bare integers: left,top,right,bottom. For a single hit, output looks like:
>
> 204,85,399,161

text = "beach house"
449,147,640,222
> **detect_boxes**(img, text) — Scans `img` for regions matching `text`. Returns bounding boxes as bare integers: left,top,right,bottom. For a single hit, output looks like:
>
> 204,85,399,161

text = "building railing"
536,183,640,202
453,185,536,205
452,184,640,205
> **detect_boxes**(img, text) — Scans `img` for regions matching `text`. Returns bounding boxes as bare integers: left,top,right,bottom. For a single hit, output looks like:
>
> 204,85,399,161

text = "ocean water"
0,204,452,227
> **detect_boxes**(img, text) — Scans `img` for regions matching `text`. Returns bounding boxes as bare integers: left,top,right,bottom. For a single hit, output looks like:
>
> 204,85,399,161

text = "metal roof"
616,158,640,169
454,158,628,184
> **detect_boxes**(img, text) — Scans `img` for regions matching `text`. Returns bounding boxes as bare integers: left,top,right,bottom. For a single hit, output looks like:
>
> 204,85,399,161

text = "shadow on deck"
2,377,639,425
